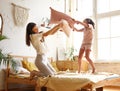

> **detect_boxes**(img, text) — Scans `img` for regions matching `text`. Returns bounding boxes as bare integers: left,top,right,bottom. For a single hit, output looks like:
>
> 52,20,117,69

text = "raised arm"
73,27,84,32
75,20,89,28
43,20,71,37
43,23,61,37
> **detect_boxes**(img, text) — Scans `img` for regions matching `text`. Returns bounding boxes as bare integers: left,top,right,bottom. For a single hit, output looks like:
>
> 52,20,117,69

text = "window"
78,0,93,17
73,32,83,55
97,18,110,38
97,10,120,60
73,0,120,61
73,0,93,55
97,0,110,14
97,17,111,60
97,0,120,14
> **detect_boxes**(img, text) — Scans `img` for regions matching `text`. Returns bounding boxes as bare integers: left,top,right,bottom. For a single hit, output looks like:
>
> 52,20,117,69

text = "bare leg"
30,70,37,80
78,48,85,73
29,70,42,80
85,49,95,73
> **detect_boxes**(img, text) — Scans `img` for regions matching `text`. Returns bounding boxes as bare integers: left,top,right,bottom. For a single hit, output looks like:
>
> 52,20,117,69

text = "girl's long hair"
26,22,36,46
85,18,95,29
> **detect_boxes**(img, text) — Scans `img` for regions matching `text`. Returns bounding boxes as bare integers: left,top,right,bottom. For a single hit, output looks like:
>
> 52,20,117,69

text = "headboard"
9,54,35,61
5,55,36,77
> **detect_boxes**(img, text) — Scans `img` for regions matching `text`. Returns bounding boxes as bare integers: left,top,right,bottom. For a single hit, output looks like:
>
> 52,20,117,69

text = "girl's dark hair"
85,18,95,29
26,22,36,46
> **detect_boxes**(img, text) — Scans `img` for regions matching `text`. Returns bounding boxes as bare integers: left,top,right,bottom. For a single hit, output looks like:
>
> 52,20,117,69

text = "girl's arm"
73,27,84,32
42,30,53,37
43,24,61,37
75,20,89,28
43,20,71,37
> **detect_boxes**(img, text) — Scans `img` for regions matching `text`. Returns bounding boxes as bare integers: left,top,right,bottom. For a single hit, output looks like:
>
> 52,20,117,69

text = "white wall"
0,0,66,90
0,0,65,57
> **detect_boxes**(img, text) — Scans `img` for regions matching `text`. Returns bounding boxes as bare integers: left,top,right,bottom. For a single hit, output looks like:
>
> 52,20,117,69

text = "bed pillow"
10,66,30,74
22,60,38,72
49,7,75,28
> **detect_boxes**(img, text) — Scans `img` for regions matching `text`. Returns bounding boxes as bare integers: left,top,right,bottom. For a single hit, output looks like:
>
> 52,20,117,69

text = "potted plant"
56,47,78,71
0,35,7,41
0,35,17,69
64,47,77,61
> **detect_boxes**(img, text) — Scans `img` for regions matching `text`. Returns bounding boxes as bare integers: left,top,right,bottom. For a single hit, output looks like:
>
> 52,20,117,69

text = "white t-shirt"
30,33,48,55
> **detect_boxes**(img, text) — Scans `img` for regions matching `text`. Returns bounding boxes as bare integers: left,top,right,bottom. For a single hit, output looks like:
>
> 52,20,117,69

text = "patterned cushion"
22,60,38,72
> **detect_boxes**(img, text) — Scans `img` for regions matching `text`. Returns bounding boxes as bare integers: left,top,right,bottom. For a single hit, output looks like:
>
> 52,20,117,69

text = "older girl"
26,20,72,77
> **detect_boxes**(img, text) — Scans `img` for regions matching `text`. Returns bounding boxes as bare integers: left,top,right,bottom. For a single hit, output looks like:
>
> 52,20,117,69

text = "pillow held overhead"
49,7,75,28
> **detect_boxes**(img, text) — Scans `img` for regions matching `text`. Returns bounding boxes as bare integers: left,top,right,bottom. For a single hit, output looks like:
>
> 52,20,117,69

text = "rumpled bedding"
37,72,118,91
9,70,119,91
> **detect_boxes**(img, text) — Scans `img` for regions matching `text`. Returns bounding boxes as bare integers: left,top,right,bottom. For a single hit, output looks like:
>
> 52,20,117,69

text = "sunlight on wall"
0,0,65,90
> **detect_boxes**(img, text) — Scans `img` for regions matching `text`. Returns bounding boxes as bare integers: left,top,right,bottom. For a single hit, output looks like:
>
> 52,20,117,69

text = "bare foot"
29,71,35,80
92,68,95,73
78,70,80,74
29,70,39,80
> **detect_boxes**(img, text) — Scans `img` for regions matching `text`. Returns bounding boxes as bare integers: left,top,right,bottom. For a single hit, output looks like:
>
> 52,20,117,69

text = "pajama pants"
35,54,56,77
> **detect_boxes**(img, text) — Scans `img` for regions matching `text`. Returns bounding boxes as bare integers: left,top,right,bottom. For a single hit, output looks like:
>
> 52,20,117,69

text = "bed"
37,71,120,91
94,76,120,91
4,55,94,91
4,55,40,91
4,55,120,91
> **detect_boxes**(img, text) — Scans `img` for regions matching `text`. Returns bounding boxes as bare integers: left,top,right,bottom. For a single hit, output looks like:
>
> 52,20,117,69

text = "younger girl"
74,18,95,73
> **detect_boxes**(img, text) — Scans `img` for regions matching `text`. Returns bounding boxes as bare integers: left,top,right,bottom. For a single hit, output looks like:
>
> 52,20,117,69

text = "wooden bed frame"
5,55,43,91
4,55,100,91
94,77,120,91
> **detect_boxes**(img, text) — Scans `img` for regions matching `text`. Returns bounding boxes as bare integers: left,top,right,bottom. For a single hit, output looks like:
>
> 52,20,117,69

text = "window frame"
72,0,120,61
93,0,120,61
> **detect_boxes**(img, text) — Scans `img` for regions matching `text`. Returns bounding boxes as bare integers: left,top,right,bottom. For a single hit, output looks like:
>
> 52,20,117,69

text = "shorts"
80,43,92,51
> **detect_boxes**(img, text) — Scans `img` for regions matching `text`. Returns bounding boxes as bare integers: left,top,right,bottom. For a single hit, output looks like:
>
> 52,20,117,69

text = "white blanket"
37,72,119,91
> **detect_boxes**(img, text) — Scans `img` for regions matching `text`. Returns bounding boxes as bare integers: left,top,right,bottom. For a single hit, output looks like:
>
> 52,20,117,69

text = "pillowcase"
22,60,38,72
49,7,75,28
10,66,30,74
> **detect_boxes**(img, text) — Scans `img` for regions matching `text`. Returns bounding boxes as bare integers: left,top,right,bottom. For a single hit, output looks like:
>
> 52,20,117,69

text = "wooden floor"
103,86,120,91
3,86,120,91
7,88,34,91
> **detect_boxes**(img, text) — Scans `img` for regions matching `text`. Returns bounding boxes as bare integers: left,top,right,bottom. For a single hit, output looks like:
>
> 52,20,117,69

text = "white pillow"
10,66,30,74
